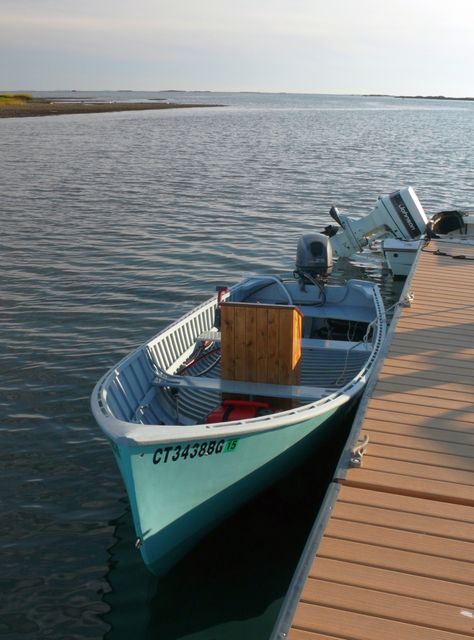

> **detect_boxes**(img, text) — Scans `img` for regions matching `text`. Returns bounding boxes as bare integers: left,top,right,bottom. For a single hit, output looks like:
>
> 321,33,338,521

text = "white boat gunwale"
91,278,386,447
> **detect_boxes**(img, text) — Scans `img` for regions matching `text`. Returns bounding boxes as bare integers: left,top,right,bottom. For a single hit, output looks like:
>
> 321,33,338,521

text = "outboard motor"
428,210,467,236
295,233,333,281
322,186,429,257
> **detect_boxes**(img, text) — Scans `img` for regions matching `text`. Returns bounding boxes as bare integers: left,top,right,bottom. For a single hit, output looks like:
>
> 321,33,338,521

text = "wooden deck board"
397,320,474,335
389,325,474,343
317,532,473,585
364,408,474,433
373,381,474,402
379,365,474,384
308,557,474,606
399,295,474,307
291,603,472,640
336,485,474,521
357,441,474,469
281,242,474,640
299,579,474,635
383,350,474,370
385,337,474,353
395,330,474,344
395,302,474,315
341,469,474,505
288,630,343,640
325,519,474,561
332,502,474,542
396,302,474,314
367,395,474,416
361,427,474,455
359,454,474,484
366,398,474,423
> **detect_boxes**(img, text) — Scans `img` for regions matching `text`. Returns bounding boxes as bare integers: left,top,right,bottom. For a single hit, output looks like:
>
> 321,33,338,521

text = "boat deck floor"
276,240,474,640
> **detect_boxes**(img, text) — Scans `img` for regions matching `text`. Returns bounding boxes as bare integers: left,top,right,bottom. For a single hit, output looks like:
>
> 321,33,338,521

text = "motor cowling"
428,210,467,236
323,186,429,258
295,232,333,279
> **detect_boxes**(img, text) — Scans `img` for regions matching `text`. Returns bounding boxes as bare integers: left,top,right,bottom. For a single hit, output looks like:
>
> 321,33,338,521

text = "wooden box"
220,302,302,389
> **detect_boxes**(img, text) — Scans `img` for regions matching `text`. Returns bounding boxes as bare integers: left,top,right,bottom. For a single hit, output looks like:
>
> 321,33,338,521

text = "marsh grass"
0,93,33,105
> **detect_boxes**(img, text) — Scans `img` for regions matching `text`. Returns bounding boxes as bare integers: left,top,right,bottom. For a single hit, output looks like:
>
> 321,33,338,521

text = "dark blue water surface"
0,92,472,639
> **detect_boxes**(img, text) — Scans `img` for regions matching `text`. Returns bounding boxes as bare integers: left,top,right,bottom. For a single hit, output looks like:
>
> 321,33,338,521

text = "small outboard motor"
295,233,333,280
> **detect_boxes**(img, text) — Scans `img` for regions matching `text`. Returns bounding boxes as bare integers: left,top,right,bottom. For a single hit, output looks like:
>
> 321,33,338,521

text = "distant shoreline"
0,99,221,119
365,94,474,102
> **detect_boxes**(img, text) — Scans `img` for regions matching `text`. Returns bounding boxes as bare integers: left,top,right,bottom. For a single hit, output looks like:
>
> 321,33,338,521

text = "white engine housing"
328,187,428,257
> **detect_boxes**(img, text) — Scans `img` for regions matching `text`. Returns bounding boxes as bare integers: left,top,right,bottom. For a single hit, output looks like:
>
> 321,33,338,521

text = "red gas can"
206,399,274,423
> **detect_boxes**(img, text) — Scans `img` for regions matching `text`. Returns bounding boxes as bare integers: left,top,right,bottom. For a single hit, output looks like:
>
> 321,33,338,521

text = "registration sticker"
224,439,238,453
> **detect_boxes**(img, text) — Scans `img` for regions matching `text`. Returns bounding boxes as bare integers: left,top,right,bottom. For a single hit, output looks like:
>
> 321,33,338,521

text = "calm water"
1,92,472,639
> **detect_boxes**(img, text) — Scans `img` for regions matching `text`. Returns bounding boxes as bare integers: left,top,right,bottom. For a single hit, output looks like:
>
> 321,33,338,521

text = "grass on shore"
0,93,33,105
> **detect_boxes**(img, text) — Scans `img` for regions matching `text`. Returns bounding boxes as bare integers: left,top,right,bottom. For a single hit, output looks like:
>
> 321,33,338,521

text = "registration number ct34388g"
152,439,238,464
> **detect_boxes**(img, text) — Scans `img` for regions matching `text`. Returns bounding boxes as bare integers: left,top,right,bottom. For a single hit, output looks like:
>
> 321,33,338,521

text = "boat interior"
102,278,381,427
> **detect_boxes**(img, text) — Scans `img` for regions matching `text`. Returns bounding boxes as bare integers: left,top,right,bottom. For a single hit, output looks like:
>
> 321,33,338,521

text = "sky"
1,0,474,95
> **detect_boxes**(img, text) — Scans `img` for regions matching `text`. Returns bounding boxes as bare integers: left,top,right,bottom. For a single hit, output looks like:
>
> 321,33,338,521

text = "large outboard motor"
322,186,429,257
295,233,333,280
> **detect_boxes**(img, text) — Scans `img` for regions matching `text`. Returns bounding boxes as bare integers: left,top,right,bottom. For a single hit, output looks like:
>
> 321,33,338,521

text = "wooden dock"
272,240,474,640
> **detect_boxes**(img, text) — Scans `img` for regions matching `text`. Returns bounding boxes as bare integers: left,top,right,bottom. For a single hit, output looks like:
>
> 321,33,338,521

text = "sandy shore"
0,99,220,118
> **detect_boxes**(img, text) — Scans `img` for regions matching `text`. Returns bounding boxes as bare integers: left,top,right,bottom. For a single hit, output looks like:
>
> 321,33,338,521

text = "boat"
91,234,386,576
317,186,473,278
382,209,474,278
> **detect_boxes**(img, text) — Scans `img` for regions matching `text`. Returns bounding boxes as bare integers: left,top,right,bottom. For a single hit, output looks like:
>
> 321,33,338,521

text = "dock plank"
357,441,474,469
358,454,474,485
364,408,474,433
393,303,474,316
373,381,474,403
377,367,474,385
325,519,474,561
291,603,471,640
386,349,474,368
288,630,342,640
368,391,474,413
379,365,473,384
332,502,474,542
361,427,474,456
309,557,474,606
397,317,474,332
341,468,474,505
317,536,473,584
383,346,474,362
366,398,474,423
299,579,474,635
336,485,474,522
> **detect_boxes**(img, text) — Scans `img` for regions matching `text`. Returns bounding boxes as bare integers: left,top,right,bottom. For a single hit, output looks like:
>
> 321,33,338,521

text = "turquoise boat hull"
113,403,347,576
